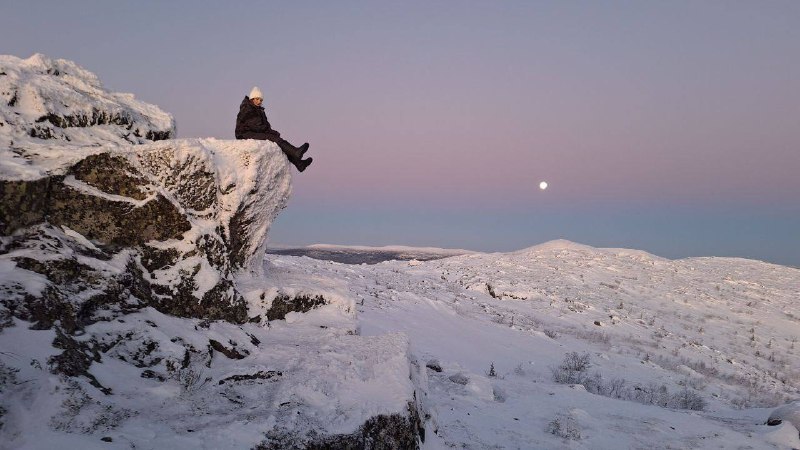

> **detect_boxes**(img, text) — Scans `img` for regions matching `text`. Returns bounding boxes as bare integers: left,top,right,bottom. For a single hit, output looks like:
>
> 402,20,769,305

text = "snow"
2,53,798,448
768,401,800,448
3,235,799,447
251,241,799,448
0,53,174,180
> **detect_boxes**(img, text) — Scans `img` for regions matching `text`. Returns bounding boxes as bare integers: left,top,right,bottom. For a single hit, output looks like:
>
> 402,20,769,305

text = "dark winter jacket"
235,96,282,142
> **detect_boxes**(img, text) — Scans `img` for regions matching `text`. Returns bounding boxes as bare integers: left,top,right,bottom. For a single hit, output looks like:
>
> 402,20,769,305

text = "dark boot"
277,140,308,162
295,157,312,172
297,142,309,158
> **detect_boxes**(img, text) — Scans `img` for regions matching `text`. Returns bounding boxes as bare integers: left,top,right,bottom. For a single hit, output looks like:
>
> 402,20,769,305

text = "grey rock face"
1,138,291,326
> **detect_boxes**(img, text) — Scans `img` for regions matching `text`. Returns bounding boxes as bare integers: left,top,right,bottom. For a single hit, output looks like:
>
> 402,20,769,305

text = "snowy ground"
264,240,800,449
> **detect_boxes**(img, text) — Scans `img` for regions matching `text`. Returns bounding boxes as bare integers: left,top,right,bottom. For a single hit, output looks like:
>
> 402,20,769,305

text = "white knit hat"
249,86,263,99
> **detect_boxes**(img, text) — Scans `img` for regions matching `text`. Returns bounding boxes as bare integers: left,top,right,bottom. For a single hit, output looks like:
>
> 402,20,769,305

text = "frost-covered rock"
1,138,292,325
0,55,423,449
0,54,174,180
0,55,294,324
768,401,800,429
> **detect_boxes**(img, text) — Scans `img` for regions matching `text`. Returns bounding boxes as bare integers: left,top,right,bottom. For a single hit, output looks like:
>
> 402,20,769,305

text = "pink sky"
3,1,799,264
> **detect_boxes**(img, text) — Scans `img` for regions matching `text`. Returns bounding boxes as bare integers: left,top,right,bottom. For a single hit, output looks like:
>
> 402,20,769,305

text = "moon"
539,181,548,190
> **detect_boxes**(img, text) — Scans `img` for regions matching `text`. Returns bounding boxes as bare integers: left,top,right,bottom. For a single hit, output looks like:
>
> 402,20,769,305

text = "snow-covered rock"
768,401,800,427
0,53,295,324
1,138,292,324
0,54,422,449
0,54,174,180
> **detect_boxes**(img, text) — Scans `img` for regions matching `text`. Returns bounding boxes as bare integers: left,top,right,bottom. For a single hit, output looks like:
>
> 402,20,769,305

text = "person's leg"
277,139,313,172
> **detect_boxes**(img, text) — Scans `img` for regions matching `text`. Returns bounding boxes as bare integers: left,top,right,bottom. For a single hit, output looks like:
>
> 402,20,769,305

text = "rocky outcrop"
0,54,423,449
1,138,292,325
0,54,294,327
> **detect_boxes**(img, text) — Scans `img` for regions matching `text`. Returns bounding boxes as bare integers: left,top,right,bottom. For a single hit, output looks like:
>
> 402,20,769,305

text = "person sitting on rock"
235,86,312,172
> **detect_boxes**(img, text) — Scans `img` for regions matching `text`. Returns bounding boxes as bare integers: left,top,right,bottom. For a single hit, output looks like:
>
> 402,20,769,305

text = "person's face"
251,97,263,106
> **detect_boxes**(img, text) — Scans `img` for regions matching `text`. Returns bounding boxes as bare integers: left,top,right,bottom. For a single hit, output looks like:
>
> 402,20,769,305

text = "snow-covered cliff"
0,54,295,323
0,54,422,449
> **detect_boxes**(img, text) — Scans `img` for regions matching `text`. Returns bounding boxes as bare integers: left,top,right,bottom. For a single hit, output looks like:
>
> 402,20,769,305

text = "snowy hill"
266,241,800,448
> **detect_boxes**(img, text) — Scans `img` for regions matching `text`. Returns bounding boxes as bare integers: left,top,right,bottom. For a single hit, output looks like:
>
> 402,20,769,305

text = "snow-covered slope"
264,241,799,448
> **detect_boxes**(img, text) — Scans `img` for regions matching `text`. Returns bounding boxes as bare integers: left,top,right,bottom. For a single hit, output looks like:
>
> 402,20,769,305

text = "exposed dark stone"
20,287,77,333
267,294,327,321
48,182,190,249
257,402,422,450
69,153,149,200
140,245,179,272
209,339,247,360
140,370,167,381
197,234,229,272
29,125,56,140
1,248,148,333
146,130,171,141
218,370,281,385
144,275,247,324
425,360,442,373
121,258,153,305
227,205,251,269
137,148,216,211
37,109,132,129
1,170,191,248
49,328,111,395
7,91,16,106
13,256,98,286
201,279,247,322
0,177,51,235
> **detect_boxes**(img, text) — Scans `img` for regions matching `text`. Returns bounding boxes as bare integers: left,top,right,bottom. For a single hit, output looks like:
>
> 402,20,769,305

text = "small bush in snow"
448,373,469,385
487,362,497,377
669,386,706,411
546,414,581,440
543,329,559,339
551,352,591,384
551,352,706,411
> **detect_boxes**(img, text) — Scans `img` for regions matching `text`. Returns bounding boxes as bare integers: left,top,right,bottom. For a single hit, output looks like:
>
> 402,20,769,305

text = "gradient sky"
3,1,799,265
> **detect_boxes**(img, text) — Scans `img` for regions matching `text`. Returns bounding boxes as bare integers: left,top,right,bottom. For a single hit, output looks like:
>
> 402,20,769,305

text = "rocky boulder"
0,53,292,327
1,138,292,326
